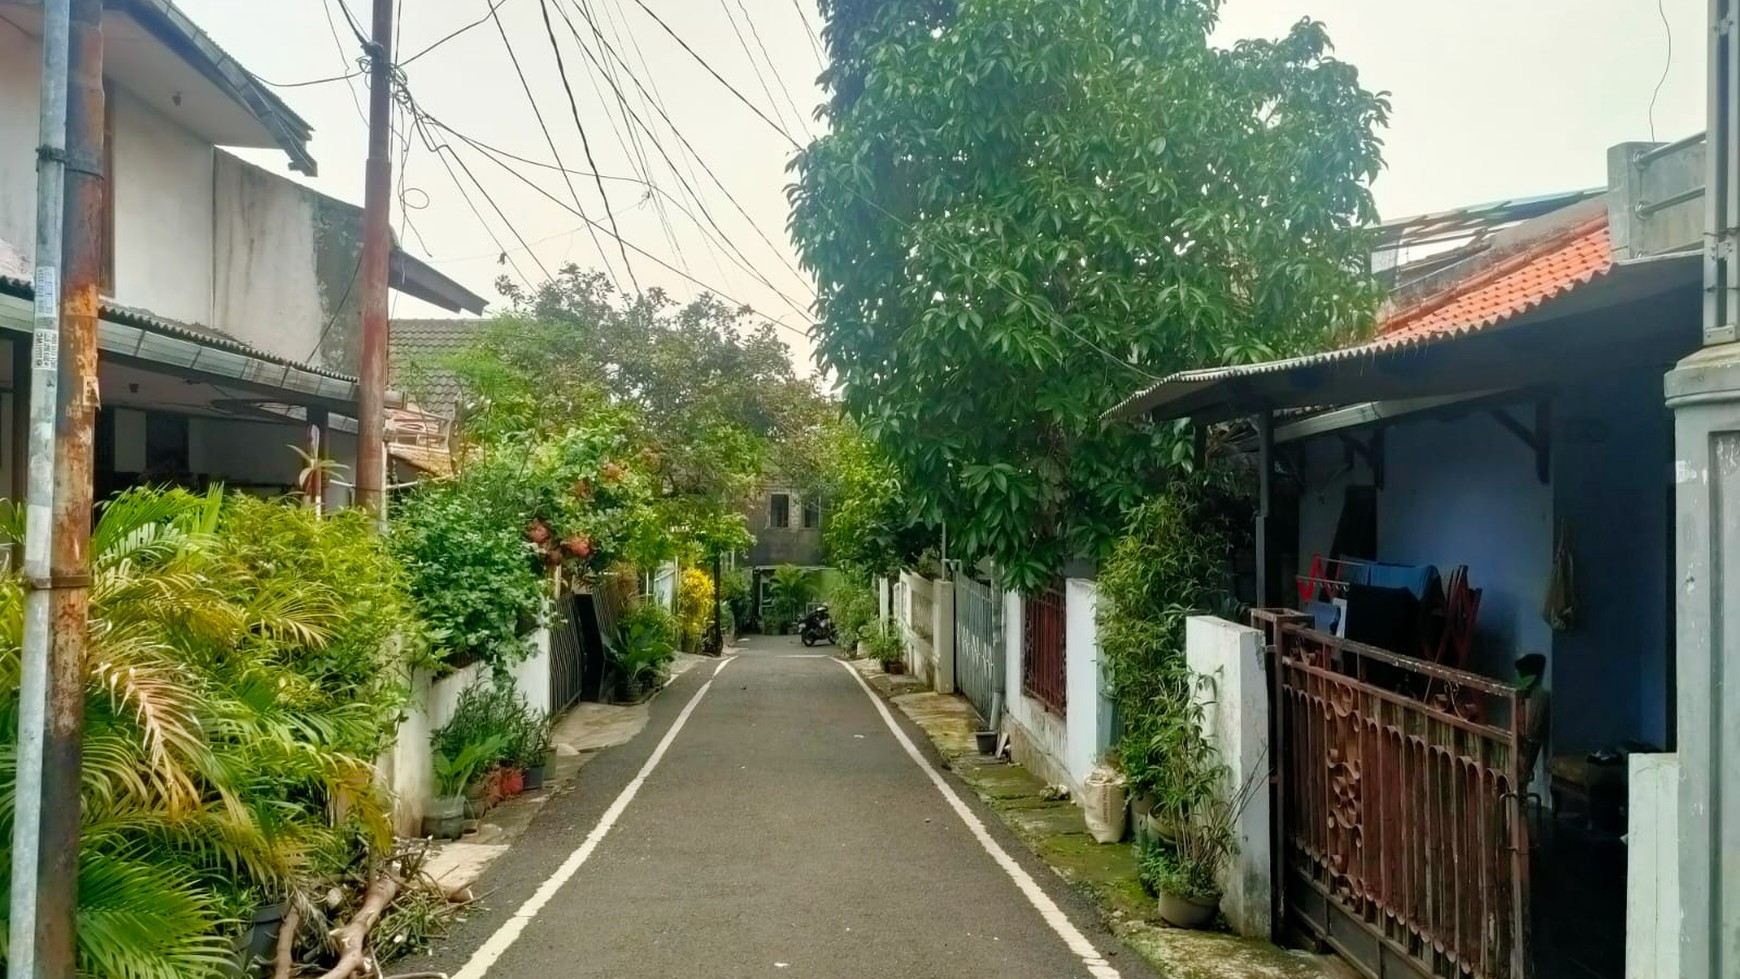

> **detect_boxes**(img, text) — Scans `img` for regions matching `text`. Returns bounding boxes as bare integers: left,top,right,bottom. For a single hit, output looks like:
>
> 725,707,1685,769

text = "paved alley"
419,635,1153,979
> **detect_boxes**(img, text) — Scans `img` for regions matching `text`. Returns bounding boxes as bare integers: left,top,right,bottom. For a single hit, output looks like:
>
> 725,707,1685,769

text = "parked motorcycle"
798,604,837,646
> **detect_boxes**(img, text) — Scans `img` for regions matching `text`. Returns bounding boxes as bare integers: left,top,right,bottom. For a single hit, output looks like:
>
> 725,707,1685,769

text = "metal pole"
9,1,70,974
713,549,723,654
1255,410,1274,609
355,0,395,518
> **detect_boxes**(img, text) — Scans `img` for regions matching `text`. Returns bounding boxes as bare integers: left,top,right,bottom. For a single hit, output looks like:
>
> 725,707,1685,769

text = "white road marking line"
835,660,1124,979
452,659,733,978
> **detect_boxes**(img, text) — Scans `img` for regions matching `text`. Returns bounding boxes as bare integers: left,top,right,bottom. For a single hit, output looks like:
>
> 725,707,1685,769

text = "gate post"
932,579,955,694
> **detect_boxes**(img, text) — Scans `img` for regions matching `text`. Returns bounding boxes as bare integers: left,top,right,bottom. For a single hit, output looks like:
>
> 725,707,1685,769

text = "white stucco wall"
0,18,42,263
1063,578,1112,785
111,89,215,326
1627,752,1680,979
931,579,955,695
212,153,325,362
1185,615,1273,940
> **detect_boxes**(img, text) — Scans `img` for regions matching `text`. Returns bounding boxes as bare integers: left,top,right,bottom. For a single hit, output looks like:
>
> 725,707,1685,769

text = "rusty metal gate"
1022,581,1066,715
1254,611,1532,979
954,573,1004,724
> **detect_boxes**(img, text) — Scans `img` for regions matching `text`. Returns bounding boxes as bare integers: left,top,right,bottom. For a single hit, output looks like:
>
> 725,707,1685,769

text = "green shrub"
433,681,539,772
769,565,814,629
0,486,422,978
826,575,878,648
861,622,904,666
610,603,677,699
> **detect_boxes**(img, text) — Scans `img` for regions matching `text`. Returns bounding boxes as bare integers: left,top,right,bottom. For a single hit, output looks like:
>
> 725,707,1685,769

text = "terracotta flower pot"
500,767,525,798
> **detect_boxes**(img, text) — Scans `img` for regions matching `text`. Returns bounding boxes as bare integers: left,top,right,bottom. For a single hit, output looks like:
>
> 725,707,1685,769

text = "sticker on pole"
32,330,56,372
32,266,57,318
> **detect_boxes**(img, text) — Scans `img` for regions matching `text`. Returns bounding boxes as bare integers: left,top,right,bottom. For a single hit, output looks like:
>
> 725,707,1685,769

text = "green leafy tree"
440,267,831,543
815,417,928,578
790,0,1387,588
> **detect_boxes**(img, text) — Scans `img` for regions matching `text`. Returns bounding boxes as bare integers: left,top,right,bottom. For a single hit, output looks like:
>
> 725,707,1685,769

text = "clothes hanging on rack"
1543,522,1575,632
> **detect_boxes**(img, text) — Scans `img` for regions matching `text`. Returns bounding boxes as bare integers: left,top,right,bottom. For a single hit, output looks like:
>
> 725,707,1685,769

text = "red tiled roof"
1376,216,1614,342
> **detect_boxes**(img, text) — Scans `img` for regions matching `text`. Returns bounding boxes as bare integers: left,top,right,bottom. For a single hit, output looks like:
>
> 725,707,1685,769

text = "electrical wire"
537,5,812,306
626,0,801,149
790,0,824,67
560,1,812,287
489,0,622,290
720,0,806,140
402,0,515,66
256,68,364,89
453,132,815,339
413,113,548,284
734,0,813,138
320,0,369,125
536,0,640,292
1649,0,1672,142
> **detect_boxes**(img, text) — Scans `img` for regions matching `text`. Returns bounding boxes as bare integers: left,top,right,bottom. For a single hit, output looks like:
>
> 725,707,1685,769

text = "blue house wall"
1293,370,1672,757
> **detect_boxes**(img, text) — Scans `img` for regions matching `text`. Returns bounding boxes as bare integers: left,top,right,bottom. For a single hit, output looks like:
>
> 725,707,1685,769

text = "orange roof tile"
1376,216,1613,342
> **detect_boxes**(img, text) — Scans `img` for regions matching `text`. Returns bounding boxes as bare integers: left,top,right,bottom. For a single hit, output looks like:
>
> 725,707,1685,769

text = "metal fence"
548,593,587,710
1021,582,1066,715
1254,610,1531,979
954,574,1004,724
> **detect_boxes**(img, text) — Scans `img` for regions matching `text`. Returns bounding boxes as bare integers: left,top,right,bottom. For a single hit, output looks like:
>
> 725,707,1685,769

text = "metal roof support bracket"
1338,427,1385,491
1489,399,1552,484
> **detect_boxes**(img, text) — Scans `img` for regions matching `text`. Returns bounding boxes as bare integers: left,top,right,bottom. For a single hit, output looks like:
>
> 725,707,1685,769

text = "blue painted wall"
1550,369,1672,753
1290,371,1674,758
1374,411,1555,683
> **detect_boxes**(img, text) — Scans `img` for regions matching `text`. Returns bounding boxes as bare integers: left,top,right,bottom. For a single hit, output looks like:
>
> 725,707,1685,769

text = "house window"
802,498,820,529
769,492,790,529
144,412,190,477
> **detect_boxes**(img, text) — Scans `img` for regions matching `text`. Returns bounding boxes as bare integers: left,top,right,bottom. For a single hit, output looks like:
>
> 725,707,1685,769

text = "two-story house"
0,0,484,507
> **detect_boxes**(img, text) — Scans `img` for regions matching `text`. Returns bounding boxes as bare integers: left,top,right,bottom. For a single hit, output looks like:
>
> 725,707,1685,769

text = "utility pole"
10,0,102,974
355,0,395,518
8,0,71,974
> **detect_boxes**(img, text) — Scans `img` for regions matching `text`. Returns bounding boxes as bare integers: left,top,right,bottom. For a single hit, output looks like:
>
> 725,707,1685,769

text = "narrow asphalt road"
418,635,1156,979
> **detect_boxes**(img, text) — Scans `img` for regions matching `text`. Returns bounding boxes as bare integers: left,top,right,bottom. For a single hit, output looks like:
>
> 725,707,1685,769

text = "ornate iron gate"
954,574,1004,724
1254,611,1532,979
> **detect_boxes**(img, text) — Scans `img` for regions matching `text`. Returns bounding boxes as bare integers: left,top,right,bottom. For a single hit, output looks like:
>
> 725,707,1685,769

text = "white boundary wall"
1184,615,1273,939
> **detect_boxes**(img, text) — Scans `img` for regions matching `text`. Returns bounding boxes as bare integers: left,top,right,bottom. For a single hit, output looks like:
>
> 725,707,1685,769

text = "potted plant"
1140,837,1224,929
430,734,506,839
864,623,905,674
520,716,555,791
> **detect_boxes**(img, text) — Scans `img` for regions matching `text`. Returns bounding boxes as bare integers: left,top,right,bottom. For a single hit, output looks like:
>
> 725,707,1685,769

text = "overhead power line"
559,1,812,287
536,0,639,292
626,0,801,149
402,0,516,66
454,132,814,339
733,0,813,137
489,0,622,290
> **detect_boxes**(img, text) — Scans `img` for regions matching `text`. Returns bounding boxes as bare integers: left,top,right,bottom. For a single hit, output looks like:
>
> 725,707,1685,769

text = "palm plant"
0,486,406,978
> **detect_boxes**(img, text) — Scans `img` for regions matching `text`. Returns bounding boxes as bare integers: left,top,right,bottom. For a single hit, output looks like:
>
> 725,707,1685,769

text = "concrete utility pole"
10,0,102,974
355,0,396,518
8,0,71,974
1674,1,1740,975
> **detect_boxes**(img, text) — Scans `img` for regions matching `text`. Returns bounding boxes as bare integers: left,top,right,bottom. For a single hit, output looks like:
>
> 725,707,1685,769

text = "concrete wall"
0,17,43,264
999,581,1113,799
1185,616,1273,940
1626,752,1680,979
896,571,936,684
212,153,327,365
386,629,551,835
931,579,955,695
111,89,214,326
1063,579,1112,783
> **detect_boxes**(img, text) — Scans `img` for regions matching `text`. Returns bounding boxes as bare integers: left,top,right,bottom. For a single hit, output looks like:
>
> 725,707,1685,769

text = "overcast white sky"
179,0,1706,373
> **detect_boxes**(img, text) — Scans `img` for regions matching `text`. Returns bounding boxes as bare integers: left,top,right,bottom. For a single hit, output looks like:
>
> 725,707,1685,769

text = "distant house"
745,485,824,568
0,0,485,506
